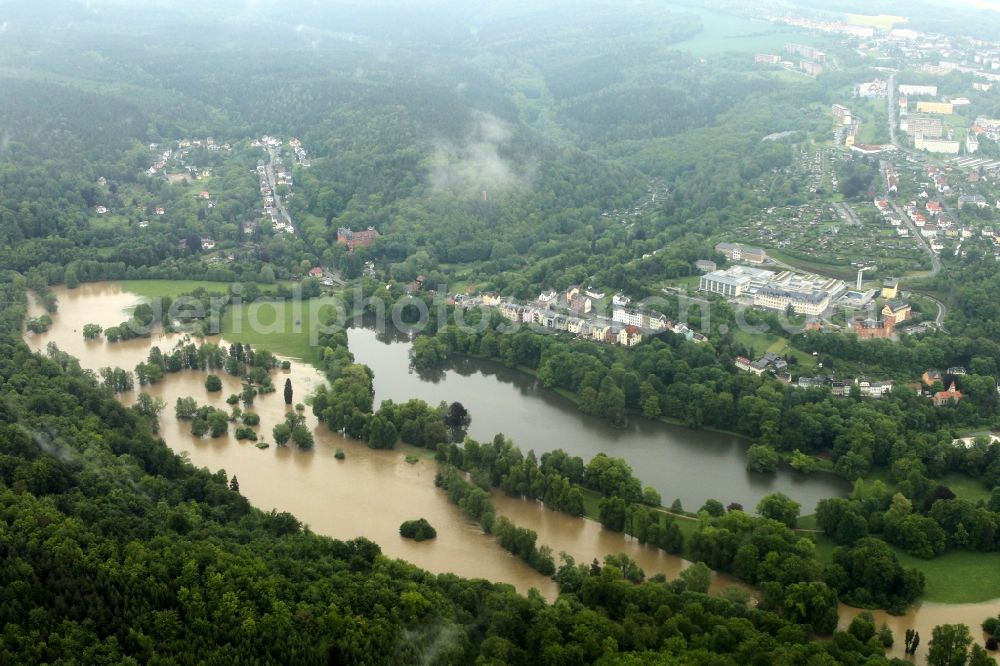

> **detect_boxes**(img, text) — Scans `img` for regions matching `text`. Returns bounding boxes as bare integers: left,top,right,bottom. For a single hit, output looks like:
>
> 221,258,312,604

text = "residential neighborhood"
252,135,302,235
450,287,707,348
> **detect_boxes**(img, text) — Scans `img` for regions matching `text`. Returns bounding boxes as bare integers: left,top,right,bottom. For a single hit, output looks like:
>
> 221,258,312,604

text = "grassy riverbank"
810,531,1000,604
220,299,339,360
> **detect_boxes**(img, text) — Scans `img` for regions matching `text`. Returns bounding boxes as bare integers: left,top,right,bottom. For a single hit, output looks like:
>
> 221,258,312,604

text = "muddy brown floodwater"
24,283,1000,662
24,283,740,599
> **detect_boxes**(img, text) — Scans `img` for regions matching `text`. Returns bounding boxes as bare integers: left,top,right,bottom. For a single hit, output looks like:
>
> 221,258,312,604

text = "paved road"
265,146,294,230
890,201,942,278
882,83,948,326
833,201,863,226
888,201,946,326
927,293,946,326
887,72,900,149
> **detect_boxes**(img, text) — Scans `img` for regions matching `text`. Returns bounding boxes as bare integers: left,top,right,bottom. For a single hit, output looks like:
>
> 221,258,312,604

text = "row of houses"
735,354,896,398
874,190,978,253
735,351,788,376
146,139,227,178
288,138,311,167
735,356,973,405
799,372,965,405
467,292,710,348
797,375,894,398
496,302,643,347
256,164,294,234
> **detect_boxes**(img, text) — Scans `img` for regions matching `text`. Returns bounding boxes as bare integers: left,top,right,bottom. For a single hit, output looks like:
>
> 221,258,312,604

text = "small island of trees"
399,518,437,541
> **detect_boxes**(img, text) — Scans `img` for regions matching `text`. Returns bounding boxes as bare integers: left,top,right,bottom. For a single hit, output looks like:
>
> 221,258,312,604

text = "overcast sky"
959,0,1000,9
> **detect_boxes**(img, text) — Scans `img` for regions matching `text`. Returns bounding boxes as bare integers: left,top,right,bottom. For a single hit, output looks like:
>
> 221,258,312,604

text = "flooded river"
24,283,733,599
347,325,849,513
24,282,999,661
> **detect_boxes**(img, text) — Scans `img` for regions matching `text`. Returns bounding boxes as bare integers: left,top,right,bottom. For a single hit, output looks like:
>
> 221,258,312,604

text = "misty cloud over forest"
427,112,536,197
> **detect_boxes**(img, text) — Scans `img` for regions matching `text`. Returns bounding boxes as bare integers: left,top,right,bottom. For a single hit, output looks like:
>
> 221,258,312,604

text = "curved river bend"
24,283,999,662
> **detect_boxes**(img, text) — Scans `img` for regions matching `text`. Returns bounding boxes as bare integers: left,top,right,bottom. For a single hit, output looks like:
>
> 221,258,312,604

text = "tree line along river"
24,282,1000,663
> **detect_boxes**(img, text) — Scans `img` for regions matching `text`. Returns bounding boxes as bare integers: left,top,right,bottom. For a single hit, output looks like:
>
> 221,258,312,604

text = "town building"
612,307,669,331
967,133,979,154
590,325,611,343
915,101,954,115
855,80,887,98
850,316,894,340
799,60,823,76
900,114,944,138
933,382,964,406
857,378,894,398
797,376,826,389
746,351,789,377
881,278,899,299
755,53,781,65
336,226,379,250
881,300,912,324
785,43,826,62
898,84,938,96
914,135,961,154
754,286,831,316
959,195,989,209
569,295,592,314
618,325,643,348
499,302,523,322
699,266,775,298
694,259,717,273
832,104,853,125
700,266,845,316
405,275,426,294
714,242,767,264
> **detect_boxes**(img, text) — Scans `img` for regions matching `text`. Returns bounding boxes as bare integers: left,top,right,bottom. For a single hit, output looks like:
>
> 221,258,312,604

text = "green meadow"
220,298,345,360
669,8,813,56
813,531,1000,604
